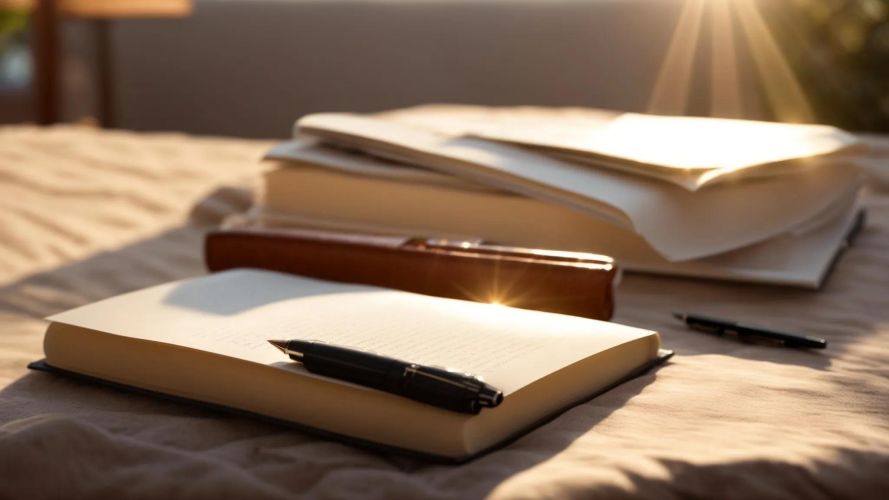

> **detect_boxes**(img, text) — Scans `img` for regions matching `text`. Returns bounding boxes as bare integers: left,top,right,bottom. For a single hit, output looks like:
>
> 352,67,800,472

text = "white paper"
48,269,656,395
296,114,863,261
379,104,863,190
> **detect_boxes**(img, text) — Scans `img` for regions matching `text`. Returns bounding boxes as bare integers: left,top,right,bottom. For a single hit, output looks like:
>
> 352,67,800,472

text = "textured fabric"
0,125,887,499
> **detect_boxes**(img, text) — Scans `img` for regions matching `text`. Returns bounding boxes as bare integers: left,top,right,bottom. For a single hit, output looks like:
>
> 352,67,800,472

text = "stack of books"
254,105,866,288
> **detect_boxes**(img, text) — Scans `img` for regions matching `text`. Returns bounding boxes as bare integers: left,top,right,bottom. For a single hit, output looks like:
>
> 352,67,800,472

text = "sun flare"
648,0,815,123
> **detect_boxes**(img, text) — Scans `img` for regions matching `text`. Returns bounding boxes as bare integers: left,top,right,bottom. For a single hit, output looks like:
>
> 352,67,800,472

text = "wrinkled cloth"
0,125,887,499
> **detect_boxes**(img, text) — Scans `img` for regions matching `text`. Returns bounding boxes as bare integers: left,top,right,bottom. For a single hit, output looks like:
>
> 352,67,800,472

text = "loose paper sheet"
379,105,864,190
265,138,490,192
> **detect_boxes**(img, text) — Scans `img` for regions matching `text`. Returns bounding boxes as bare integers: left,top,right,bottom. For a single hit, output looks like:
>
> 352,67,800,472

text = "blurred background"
1,0,887,138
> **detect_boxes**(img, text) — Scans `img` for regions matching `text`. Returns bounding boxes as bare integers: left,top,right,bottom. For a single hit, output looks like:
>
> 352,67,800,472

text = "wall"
106,0,770,138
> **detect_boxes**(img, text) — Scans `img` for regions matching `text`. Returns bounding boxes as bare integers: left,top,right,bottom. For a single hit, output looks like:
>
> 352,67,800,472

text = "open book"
296,113,862,262
38,269,668,461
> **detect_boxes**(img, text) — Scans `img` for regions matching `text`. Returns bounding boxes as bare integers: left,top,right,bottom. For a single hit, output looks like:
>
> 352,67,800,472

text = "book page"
265,138,492,192
379,104,864,190
297,113,863,261
545,150,820,191
479,112,860,171
47,269,657,395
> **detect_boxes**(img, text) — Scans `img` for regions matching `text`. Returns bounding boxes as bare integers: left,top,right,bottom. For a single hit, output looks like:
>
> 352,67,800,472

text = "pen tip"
267,340,288,353
671,312,685,321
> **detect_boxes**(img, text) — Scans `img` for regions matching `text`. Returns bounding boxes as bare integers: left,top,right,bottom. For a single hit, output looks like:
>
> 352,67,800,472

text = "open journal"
38,269,669,462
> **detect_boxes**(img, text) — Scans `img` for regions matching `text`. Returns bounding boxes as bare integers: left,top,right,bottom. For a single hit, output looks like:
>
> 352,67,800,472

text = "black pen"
268,339,503,414
672,313,827,349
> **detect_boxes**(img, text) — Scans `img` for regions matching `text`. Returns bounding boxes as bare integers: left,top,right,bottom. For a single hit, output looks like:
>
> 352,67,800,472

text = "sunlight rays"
648,0,815,123
733,0,815,122
709,0,744,117
647,0,706,115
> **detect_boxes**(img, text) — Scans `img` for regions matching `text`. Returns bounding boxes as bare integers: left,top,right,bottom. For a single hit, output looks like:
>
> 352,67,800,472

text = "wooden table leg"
33,0,59,125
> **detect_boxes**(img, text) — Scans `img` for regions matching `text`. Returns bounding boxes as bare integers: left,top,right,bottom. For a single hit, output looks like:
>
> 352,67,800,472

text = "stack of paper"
255,105,866,288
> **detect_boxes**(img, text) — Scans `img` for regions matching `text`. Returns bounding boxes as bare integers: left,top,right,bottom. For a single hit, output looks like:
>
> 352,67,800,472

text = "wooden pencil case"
205,226,618,320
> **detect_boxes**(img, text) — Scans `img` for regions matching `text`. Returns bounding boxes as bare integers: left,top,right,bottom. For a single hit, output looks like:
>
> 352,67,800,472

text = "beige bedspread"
1,125,887,499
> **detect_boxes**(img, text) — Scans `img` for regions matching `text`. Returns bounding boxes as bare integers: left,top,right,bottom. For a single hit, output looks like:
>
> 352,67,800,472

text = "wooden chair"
25,0,192,125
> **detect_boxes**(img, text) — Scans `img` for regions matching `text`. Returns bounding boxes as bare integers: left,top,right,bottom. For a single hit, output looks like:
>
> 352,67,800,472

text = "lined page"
48,269,658,395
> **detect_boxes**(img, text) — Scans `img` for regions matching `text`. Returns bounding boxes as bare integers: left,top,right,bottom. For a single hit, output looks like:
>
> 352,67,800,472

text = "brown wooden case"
204,227,617,320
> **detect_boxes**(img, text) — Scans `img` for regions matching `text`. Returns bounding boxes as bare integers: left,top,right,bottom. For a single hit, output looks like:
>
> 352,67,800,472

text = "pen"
672,313,827,349
268,339,503,414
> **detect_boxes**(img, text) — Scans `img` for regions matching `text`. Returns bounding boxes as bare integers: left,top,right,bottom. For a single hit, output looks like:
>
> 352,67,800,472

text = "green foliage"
765,0,889,131
0,9,29,53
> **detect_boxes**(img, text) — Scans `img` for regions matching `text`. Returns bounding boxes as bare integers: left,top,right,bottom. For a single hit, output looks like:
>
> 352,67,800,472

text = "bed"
1,125,887,498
